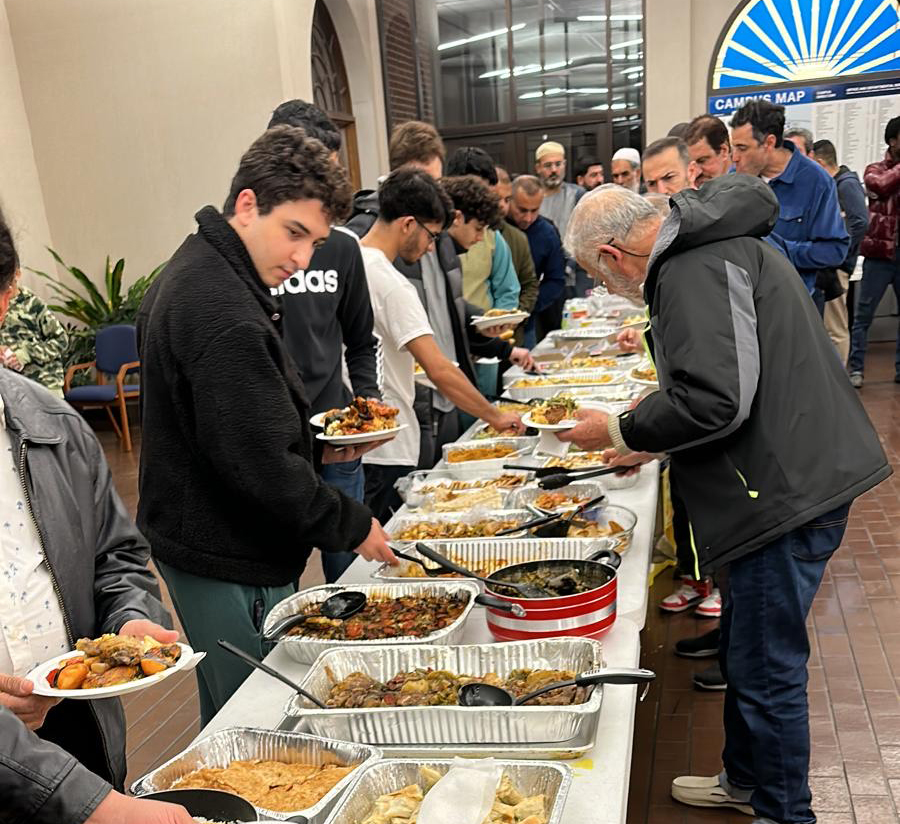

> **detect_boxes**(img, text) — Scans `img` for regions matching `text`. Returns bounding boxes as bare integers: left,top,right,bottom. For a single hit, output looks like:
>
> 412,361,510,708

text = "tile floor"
102,341,900,821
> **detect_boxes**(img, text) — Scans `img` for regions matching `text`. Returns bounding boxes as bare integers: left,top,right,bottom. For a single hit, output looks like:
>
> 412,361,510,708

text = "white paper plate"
470,311,528,331
310,412,328,428
521,411,577,431
628,367,658,387
27,642,202,699
315,424,407,446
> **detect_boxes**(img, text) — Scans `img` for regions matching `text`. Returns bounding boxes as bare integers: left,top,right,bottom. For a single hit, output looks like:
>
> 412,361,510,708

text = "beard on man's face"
597,260,644,305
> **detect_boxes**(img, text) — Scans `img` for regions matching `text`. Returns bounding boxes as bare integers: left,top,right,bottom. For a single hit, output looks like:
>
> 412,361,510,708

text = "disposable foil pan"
264,582,480,665
398,468,533,509
541,453,640,490
511,481,608,513
373,536,613,584
321,759,572,824
440,439,533,478
385,508,535,543
504,371,626,400
283,638,604,745
130,727,380,823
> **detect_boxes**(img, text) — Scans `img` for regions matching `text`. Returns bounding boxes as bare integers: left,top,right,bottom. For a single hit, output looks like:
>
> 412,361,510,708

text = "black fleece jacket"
136,207,373,586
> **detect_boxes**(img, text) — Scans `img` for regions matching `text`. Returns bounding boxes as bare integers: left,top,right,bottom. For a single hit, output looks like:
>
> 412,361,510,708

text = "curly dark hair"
379,167,454,230
267,99,342,152
0,207,18,292
223,125,352,222
446,146,498,185
441,175,502,229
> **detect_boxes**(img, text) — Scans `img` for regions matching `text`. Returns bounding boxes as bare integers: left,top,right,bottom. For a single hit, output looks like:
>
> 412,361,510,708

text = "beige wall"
0,1,54,296
645,0,737,142
3,0,388,289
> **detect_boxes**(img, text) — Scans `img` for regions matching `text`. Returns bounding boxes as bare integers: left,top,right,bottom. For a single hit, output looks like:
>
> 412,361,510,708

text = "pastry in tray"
325,667,587,709
540,355,619,371
446,443,519,463
415,475,527,495
509,374,615,388
532,490,594,511
323,397,400,437
171,759,354,812
361,766,549,824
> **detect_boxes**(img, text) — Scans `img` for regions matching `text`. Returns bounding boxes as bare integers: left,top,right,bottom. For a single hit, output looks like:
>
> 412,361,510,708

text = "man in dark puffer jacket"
137,126,396,724
560,178,890,824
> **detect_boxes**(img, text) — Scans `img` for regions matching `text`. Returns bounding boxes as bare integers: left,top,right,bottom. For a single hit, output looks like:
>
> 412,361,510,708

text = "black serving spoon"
457,667,656,707
413,542,549,599
263,591,368,641
217,639,328,709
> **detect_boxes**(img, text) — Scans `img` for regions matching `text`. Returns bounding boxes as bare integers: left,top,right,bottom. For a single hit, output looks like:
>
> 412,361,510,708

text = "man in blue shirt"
730,101,848,309
508,175,566,347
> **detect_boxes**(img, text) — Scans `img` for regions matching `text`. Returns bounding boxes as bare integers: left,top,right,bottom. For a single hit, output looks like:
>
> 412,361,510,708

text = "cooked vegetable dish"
285,593,468,641
529,396,579,425
172,759,354,812
540,355,619,371
393,517,525,540
324,667,587,708
509,374,615,388
533,490,594,511
545,452,608,470
323,397,399,436
362,766,548,824
48,634,181,690
446,443,518,463
631,364,657,381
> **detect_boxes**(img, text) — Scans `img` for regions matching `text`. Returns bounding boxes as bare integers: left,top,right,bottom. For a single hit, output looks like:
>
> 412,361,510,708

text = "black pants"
670,472,695,577
416,407,461,470
365,464,414,525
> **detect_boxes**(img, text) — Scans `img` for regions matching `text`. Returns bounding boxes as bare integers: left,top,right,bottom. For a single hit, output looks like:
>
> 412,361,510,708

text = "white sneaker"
660,578,710,613
696,588,722,619
671,775,754,815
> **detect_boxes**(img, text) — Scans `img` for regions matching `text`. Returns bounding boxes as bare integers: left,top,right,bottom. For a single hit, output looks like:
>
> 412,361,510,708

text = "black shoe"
675,628,720,659
895,374,900,384
693,662,727,691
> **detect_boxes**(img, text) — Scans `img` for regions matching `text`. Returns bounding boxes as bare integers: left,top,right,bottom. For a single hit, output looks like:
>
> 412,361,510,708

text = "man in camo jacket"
0,277,68,396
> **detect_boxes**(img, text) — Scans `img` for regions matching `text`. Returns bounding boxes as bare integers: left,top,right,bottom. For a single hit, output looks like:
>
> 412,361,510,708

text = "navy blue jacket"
521,216,566,312
765,140,849,291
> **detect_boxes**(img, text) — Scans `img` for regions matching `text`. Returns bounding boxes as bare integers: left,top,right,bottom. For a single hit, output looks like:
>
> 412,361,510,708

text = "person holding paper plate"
0,210,190,822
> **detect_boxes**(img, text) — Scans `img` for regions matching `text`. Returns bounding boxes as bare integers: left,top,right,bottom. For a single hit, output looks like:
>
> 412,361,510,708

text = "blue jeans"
720,503,851,824
847,253,900,375
319,458,364,582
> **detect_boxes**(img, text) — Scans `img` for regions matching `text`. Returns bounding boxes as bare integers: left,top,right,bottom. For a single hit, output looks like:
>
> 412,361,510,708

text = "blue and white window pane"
513,2,610,120
609,0,643,114
713,0,900,89
436,0,511,126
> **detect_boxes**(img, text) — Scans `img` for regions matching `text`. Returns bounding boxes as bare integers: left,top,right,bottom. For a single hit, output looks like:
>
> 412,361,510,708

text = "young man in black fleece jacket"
266,99,380,583
137,126,396,724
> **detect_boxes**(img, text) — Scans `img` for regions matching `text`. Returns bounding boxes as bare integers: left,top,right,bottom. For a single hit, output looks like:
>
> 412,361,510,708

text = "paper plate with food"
522,396,581,431
629,362,658,386
469,307,529,332
313,396,406,445
27,633,202,699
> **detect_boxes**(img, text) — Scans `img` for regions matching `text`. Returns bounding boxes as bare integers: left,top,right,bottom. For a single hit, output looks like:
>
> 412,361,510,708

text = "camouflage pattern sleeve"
0,286,69,396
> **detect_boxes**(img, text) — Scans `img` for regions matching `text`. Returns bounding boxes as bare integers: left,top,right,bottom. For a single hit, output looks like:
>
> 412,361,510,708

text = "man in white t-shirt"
360,168,525,522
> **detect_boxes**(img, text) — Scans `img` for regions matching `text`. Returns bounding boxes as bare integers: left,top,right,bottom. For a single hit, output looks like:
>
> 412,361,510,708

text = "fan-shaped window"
712,0,900,90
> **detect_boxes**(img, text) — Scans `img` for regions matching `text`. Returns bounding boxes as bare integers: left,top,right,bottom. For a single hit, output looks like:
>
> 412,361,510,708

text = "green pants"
155,559,295,727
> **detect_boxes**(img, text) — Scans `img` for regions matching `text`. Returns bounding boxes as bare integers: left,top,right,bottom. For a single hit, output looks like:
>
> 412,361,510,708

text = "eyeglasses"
415,217,441,244
598,238,651,267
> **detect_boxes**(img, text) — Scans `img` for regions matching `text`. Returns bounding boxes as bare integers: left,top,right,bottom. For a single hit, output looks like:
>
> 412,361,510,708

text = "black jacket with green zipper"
615,175,890,574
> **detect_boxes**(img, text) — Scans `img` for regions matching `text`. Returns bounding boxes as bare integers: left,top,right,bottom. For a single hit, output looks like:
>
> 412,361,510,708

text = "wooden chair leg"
117,395,132,452
104,405,123,439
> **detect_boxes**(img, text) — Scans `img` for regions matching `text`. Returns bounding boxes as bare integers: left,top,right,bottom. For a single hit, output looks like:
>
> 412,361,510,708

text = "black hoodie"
616,175,890,573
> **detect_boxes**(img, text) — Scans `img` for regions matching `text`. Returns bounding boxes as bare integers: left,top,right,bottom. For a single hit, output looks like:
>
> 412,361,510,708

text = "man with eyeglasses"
359,168,525,522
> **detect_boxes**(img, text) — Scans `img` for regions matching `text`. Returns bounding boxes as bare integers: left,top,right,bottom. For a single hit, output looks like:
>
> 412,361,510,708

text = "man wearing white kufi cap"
612,147,642,193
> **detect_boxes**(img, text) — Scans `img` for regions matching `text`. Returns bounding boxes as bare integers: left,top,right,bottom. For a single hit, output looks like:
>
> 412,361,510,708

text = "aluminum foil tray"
385,508,536,543
504,371,626,401
440,439,533,478
398,468,533,509
129,727,381,823
373,536,613,584
321,759,572,824
263,582,480,665
283,638,604,746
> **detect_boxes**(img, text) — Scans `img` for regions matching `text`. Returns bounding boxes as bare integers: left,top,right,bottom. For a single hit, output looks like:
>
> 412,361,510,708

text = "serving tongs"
494,493,607,538
502,462,630,490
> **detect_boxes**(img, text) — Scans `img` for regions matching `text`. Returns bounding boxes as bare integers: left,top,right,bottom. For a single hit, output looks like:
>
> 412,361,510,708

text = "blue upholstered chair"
64,324,140,451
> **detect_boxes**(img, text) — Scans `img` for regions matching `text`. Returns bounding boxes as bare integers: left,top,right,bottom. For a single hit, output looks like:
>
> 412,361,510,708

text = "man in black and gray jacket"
559,178,890,824
266,100,380,582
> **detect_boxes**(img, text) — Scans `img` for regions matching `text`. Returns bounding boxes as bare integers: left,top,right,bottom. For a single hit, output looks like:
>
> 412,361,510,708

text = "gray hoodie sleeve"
0,706,111,824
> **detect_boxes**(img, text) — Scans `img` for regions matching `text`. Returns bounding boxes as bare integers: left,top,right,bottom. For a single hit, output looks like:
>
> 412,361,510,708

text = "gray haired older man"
558,178,889,824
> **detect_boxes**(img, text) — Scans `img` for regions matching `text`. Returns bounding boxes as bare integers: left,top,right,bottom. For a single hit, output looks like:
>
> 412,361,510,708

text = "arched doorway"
311,0,361,189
